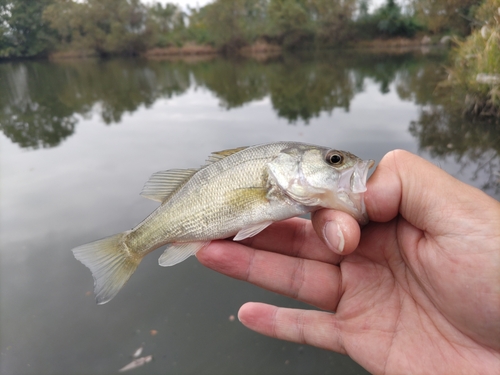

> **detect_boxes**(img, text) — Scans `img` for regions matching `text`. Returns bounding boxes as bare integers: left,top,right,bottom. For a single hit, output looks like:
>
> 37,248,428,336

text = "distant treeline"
0,0,480,58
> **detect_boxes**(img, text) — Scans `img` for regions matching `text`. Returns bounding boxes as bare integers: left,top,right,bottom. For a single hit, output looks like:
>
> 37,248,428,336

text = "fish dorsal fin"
206,146,249,164
140,168,198,203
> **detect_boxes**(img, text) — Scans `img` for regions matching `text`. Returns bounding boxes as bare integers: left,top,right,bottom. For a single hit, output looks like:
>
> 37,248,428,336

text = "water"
1,50,499,375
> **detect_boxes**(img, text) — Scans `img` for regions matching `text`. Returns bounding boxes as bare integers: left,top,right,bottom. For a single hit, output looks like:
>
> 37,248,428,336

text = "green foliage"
268,0,312,47
411,0,478,36
0,0,55,58
148,2,186,47
185,6,212,45
43,0,154,56
355,0,422,39
198,0,247,49
0,0,494,61
447,0,500,117
182,0,357,51
267,0,357,48
187,0,270,50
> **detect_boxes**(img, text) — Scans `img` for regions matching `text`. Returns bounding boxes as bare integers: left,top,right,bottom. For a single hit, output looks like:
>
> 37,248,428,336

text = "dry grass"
353,36,430,49
240,40,282,54
240,41,282,61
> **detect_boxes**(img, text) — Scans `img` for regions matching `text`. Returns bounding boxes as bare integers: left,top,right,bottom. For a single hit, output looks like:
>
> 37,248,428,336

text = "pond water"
1,50,499,375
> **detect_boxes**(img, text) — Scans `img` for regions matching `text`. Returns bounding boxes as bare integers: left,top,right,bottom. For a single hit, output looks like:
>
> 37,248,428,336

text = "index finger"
238,217,338,263
238,213,360,264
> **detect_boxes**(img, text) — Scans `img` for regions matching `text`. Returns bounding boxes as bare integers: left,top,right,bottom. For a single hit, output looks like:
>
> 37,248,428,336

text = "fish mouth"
335,159,375,224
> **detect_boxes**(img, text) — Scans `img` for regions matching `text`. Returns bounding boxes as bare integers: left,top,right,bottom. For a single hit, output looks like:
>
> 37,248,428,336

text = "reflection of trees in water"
191,58,269,109
267,56,356,123
2,51,498,192
410,102,500,194
0,59,191,148
0,63,77,148
1,52,499,194
1,53,429,147
2,52,435,144
385,54,500,195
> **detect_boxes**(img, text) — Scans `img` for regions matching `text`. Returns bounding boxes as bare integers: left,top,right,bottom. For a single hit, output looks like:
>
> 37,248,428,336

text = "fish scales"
72,142,374,304
128,142,298,248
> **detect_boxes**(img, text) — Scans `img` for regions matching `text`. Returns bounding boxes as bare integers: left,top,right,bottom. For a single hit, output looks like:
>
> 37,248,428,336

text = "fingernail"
324,222,345,253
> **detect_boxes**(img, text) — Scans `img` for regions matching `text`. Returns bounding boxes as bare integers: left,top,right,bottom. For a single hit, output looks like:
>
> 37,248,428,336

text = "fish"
72,142,374,305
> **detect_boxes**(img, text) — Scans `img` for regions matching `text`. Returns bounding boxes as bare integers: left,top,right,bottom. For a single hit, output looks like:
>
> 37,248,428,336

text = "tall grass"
447,0,500,117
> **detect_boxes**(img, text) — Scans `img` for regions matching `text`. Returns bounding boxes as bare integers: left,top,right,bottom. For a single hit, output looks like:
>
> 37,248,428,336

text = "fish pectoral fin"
233,221,273,241
158,241,210,267
140,168,198,203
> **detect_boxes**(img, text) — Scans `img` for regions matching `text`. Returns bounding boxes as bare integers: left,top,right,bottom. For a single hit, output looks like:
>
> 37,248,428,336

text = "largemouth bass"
73,142,374,304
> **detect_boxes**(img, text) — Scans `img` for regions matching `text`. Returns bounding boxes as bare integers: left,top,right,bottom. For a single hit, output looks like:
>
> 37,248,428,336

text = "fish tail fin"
72,230,140,305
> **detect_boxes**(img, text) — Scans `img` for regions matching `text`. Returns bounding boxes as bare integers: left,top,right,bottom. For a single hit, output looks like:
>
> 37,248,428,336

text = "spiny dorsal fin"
205,146,249,164
140,168,198,203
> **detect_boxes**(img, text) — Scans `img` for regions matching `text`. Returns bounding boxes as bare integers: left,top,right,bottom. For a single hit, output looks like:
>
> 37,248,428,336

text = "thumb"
364,149,495,232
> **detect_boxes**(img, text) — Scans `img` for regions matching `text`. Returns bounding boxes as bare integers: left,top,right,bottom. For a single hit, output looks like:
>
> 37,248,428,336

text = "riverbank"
46,41,282,61
47,38,447,61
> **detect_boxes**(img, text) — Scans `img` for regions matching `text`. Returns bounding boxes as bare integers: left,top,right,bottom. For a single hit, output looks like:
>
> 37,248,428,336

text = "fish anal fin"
234,221,273,241
140,168,198,203
72,231,140,305
205,146,248,164
159,241,210,267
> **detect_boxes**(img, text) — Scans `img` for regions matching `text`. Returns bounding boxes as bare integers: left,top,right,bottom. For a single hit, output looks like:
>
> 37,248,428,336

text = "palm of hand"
337,218,499,374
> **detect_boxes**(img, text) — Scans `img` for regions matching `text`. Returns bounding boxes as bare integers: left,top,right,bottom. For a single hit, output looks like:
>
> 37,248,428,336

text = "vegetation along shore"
1,0,499,118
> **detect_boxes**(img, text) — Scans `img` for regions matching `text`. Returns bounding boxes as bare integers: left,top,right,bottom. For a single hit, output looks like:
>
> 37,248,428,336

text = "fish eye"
326,152,344,165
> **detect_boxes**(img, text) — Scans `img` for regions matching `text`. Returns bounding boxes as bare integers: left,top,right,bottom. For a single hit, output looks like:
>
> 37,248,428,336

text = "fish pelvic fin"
72,231,140,305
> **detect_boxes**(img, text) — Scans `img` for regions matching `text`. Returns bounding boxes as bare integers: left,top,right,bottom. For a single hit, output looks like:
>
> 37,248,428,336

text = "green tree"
267,0,358,48
192,0,269,50
411,0,478,35
309,0,357,45
268,0,312,47
43,0,153,56
354,0,422,39
148,2,186,47
0,0,55,58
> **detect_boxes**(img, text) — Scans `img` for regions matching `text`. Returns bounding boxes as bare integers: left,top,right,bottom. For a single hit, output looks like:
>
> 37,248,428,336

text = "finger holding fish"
310,209,361,255
223,211,360,263
197,240,343,312
235,217,340,263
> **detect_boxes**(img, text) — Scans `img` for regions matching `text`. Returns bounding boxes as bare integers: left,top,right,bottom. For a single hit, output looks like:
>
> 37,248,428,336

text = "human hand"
196,150,500,374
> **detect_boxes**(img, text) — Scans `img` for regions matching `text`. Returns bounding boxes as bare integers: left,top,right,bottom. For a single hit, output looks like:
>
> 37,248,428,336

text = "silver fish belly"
72,142,374,304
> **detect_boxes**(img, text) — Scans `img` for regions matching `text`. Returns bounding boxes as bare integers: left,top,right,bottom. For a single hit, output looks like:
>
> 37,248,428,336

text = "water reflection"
1,51,499,194
0,52,442,142
410,102,500,194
